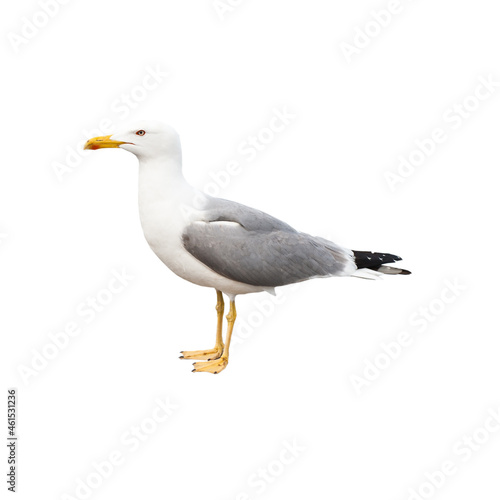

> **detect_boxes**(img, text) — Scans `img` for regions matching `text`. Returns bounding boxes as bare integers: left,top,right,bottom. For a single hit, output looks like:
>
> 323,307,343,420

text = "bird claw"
191,356,229,374
179,345,224,361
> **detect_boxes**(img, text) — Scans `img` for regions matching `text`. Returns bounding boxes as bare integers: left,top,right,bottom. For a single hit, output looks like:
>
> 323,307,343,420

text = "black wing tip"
353,251,412,274
353,250,404,268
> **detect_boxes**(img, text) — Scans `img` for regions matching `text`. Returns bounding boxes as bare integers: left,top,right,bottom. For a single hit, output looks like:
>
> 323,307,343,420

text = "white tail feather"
351,268,384,280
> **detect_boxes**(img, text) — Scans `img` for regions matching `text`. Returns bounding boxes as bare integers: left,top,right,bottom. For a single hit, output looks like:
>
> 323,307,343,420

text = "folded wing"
182,198,355,288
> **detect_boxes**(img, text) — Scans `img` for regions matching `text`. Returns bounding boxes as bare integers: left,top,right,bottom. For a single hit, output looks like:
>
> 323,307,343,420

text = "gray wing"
201,197,296,233
182,197,355,288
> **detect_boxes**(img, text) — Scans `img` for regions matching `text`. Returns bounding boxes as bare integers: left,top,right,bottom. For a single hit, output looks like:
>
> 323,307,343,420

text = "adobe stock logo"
339,0,417,64
384,74,500,191
8,0,72,54
60,396,178,500
200,106,296,198
213,0,245,21
405,406,500,500
17,268,134,385
226,439,306,500
350,278,466,394
51,65,169,183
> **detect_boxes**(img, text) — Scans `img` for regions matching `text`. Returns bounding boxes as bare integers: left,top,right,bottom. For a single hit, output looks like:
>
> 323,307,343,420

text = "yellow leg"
192,299,236,374
180,290,225,360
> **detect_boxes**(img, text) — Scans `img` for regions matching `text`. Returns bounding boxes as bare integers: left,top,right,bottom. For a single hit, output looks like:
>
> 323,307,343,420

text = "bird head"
83,120,181,160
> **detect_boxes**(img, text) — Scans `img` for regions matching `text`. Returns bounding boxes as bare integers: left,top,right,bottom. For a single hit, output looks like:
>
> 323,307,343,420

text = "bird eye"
136,130,146,136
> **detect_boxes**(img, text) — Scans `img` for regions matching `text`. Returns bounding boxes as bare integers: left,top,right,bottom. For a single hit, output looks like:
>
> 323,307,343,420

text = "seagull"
84,121,410,374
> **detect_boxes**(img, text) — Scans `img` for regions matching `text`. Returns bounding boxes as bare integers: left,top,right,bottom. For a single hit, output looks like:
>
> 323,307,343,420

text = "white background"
2,1,500,499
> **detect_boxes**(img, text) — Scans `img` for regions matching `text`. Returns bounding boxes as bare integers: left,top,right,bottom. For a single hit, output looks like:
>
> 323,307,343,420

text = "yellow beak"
83,135,128,150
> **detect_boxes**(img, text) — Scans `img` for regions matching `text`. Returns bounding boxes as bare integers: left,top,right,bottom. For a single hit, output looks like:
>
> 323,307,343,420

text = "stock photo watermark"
213,0,245,21
226,438,306,500
339,0,418,64
404,405,500,500
51,64,170,183
384,74,499,191
6,389,18,493
200,106,296,197
7,0,72,53
232,284,300,349
60,396,178,500
350,277,466,394
17,268,134,385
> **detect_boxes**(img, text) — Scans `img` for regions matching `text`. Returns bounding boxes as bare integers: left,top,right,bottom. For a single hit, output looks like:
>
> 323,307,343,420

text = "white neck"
138,152,187,198
137,153,208,235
